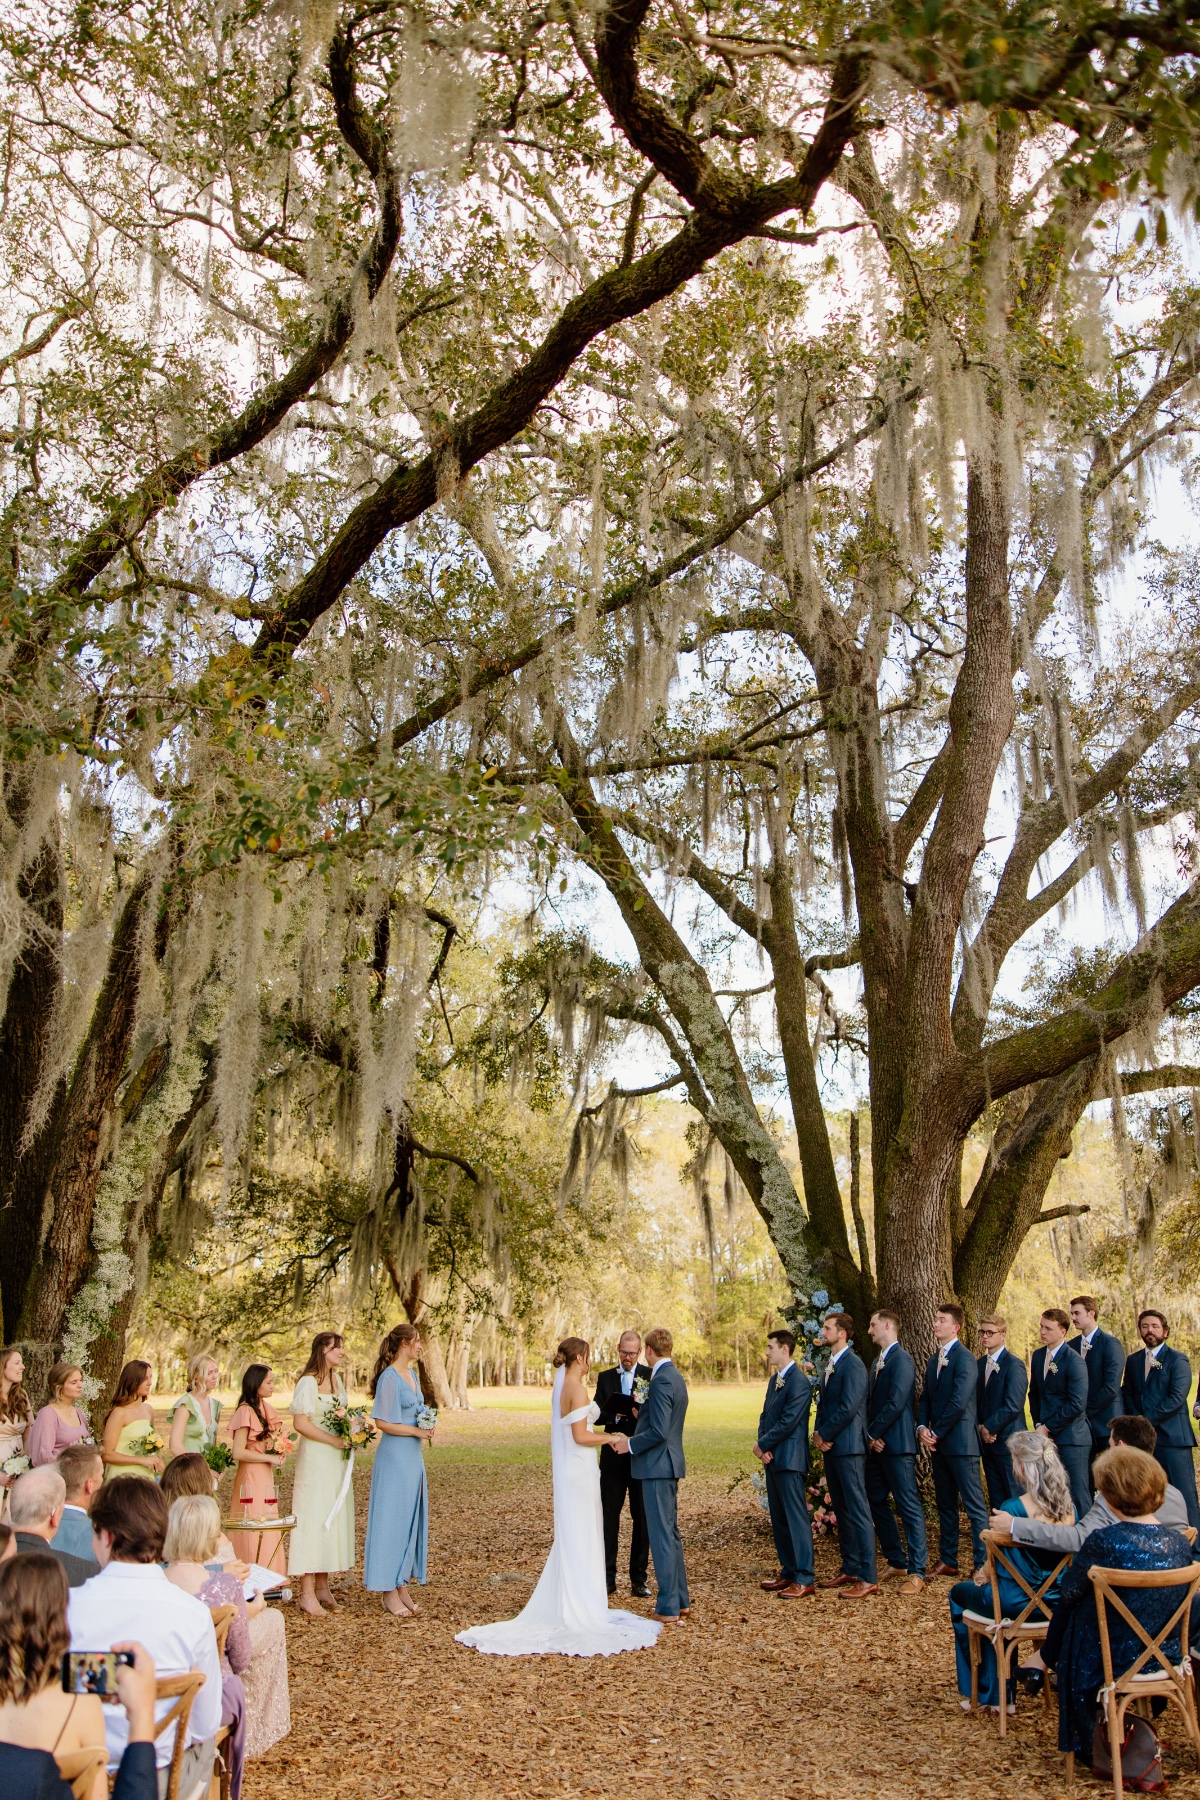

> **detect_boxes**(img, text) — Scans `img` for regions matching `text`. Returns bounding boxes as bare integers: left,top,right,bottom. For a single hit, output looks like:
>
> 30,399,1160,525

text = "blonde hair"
187,1352,216,1389
164,1493,222,1565
1007,1430,1075,1523
979,1314,1007,1331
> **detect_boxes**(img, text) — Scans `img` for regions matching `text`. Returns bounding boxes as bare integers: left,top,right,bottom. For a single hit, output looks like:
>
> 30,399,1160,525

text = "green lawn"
440,1382,765,1479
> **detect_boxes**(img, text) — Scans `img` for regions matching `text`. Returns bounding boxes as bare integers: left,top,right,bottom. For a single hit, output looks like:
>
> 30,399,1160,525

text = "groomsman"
755,1329,815,1600
1029,1307,1091,1517
917,1302,988,1578
812,1312,878,1598
864,1310,927,1594
593,1330,652,1597
1121,1308,1200,1531
1068,1294,1124,1469
976,1315,1029,1506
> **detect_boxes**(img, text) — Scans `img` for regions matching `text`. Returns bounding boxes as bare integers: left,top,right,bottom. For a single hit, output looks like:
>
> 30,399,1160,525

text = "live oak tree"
5,0,1200,1389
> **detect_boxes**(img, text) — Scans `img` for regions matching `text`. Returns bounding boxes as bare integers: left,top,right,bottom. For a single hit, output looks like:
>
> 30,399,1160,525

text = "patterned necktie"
1081,1338,1089,1359
985,1356,996,1384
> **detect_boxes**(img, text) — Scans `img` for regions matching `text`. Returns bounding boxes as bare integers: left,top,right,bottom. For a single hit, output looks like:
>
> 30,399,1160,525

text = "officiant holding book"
593,1331,652,1597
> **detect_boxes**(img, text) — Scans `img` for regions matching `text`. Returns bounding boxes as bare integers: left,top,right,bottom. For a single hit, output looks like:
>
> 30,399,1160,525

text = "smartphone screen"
61,1650,134,1697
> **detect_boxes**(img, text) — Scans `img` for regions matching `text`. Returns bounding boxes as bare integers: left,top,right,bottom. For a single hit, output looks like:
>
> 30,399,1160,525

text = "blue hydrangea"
803,1319,820,1336
811,1288,829,1309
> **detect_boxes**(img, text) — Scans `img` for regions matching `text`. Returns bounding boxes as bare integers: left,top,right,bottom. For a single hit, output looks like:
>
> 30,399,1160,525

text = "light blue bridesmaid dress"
363,1365,428,1591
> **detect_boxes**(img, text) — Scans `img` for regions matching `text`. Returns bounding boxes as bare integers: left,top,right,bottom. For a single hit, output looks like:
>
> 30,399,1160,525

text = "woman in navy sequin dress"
1041,1446,1194,1763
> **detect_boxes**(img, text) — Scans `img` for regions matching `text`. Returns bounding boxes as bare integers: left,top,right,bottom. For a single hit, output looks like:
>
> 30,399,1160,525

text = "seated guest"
68,1476,221,1796
0,1524,13,1563
27,1366,93,1469
162,1492,290,1762
165,1497,248,1800
949,1430,1073,1714
0,1551,159,1800
9,1470,98,1587
159,1456,243,1572
1039,1446,1193,1772
53,1445,105,1561
993,1415,1190,1554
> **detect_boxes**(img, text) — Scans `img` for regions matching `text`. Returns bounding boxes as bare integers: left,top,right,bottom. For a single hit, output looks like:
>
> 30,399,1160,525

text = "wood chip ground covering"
244,1387,1200,1800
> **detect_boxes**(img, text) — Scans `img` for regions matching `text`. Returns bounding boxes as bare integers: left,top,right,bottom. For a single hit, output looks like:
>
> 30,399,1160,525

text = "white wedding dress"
455,1369,661,1657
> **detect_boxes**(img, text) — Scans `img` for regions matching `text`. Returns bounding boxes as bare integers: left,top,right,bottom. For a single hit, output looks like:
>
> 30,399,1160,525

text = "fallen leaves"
244,1398,1200,1800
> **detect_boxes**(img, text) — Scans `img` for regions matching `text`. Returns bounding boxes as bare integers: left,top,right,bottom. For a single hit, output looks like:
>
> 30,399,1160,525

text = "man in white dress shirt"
68,1476,221,1800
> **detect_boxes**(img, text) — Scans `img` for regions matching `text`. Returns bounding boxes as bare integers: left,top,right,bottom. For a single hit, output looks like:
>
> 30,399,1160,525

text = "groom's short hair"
767,1329,796,1353
644,1327,673,1356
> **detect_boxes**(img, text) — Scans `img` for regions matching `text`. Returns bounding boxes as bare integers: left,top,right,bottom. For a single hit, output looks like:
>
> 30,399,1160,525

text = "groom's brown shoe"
760,1575,790,1591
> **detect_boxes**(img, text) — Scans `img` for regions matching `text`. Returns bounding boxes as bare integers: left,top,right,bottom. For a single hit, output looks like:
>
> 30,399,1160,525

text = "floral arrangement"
2,1452,31,1479
323,1399,377,1459
260,1427,297,1458
416,1405,438,1432
127,1428,164,1458
203,1441,234,1474
806,1446,837,1535
632,1377,650,1406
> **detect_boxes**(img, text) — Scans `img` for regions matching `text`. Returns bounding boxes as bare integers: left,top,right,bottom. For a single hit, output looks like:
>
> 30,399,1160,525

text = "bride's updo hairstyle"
553,1337,590,1370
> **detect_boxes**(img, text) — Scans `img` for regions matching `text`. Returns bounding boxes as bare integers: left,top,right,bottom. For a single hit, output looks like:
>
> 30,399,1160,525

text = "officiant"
593,1331,652,1597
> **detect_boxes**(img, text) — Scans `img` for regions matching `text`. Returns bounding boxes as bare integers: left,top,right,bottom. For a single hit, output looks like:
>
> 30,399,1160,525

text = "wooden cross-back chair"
106,1670,206,1800
208,1604,236,1662
1064,1561,1200,1800
55,1745,107,1799
963,1529,1072,1737
207,1603,239,1800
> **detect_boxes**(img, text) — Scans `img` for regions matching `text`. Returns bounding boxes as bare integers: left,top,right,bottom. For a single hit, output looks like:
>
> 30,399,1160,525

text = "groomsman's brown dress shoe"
777,1583,816,1599
930,1561,960,1577
816,1572,856,1589
760,1575,790,1590
838,1581,879,1599
899,1575,927,1594
878,1565,908,1584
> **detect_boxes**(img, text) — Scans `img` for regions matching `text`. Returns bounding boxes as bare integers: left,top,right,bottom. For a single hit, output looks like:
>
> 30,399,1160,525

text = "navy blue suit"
1072,1327,1124,1461
976,1347,1029,1506
1122,1342,1200,1530
919,1339,988,1572
814,1346,876,1583
757,1362,814,1587
627,1359,690,1615
865,1344,927,1576
1029,1339,1091,1515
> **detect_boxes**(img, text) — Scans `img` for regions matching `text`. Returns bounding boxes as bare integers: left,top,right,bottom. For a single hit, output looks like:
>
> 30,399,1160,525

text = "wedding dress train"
455,1369,661,1657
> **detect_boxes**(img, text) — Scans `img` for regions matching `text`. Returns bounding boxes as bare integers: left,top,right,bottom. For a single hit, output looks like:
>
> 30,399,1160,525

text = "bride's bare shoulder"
559,1373,587,1413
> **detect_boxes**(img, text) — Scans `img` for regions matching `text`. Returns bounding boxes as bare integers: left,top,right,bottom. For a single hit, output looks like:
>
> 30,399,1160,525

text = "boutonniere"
1148,1355,1163,1373
632,1377,650,1405
1046,1358,1058,1376
774,1371,786,1391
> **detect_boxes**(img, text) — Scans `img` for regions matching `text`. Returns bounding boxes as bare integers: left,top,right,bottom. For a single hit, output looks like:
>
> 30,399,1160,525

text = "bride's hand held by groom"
609,1433,631,1455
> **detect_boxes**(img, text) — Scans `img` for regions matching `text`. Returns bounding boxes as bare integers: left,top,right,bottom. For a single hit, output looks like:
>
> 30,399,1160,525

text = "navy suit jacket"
1071,1328,1124,1446
918,1339,978,1456
1121,1343,1198,1448
627,1360,688,1479
814,1347,868,1457
866,1345,917,1453
1030,1341,1090,1446
976,1348,1028,1443
756,1362,813,1474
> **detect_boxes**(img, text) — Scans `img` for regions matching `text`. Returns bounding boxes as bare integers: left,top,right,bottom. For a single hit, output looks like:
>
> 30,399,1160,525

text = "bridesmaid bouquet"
127,1427,165,1457
324,1400,377,1459
2,1452,30,1478
260,1427,297,1458
416,1405,438,1431
203,1442,234,1473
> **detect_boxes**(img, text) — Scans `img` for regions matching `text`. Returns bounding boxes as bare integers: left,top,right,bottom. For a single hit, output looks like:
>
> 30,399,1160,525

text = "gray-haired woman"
949,1430,1074,1714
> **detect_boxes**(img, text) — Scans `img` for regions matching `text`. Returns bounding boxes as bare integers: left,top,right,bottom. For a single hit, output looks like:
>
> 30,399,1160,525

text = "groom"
611,1326,690,1622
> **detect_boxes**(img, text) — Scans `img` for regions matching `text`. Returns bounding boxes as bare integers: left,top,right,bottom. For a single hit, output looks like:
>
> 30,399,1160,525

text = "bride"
456,1336,661,1657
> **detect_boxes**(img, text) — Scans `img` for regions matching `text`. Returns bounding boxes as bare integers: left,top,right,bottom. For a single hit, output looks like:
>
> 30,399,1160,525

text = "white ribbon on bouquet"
323,1451,355,1532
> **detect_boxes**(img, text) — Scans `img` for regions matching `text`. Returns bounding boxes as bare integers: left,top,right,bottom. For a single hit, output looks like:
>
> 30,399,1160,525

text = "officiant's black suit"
594,1361,650,1592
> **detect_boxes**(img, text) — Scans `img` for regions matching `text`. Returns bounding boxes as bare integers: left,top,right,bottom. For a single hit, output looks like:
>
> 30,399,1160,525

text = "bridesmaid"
28,1363,93,1468
168,1352,222,1459
0,1347,32,1487
229,1364,289,1574
288,1331,353,1616
364,1324,433,1617
101,1359,163,1480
